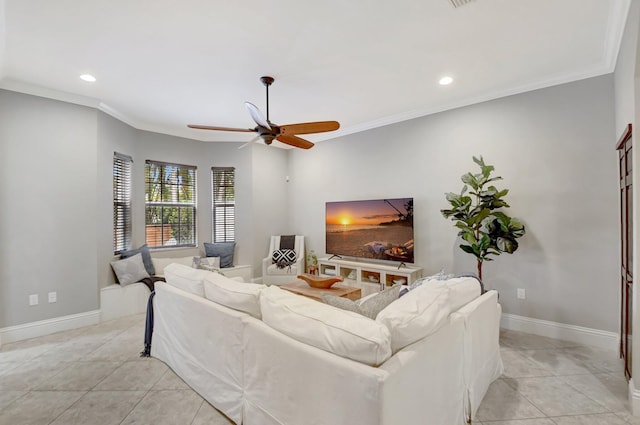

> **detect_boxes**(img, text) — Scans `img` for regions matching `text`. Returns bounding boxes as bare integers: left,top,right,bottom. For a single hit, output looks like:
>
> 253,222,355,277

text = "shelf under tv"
317,257,423,298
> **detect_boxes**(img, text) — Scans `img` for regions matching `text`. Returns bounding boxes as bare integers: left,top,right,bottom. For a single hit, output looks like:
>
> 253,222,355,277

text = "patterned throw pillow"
409,269,454,290
322,284,402,319
272,249,297,269
192,256,221,272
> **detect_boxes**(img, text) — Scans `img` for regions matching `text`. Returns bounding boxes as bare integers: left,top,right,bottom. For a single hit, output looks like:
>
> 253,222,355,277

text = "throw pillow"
376,282,451,352
120,244,155,276
409,269,454,290
203,272,267,319
272,248,297,269
322,284,402,319
110,253,150,286
192,256,221,272
204,242,235,268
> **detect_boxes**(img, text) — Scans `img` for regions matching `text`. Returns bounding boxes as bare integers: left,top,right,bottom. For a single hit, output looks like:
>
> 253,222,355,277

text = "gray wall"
0,88,284,329
613,0,640,401
250,144,290,274
289,75,618,332
614,0,639,133
97,119,261,287
0,73,622,336
96,112,137,288
0,90,99,328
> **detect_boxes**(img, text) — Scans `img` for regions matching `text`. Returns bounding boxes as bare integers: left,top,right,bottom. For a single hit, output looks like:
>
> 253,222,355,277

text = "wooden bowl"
297,274,344,289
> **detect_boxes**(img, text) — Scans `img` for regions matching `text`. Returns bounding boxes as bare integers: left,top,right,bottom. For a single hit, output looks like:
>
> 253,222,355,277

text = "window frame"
113,152,133,255
145,159,198,249
212,167,235,243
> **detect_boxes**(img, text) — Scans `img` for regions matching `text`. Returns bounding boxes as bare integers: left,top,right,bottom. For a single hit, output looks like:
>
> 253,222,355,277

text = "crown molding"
604,0,633,71
0,78,100,108
323,63,613,143
0,60,617,146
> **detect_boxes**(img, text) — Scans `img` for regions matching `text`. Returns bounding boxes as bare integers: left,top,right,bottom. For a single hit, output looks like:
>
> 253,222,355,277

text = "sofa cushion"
444,277,482,312
322,284,401,319
260,286,392,366
152,256,194,276
120,244,155,275
204,272,266,318
164,263,211,297
376,282,451,353
110,253,150,286
204,242,236,268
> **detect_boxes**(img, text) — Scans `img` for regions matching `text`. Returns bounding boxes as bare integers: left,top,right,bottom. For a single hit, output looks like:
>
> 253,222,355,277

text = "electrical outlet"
29,294,39,306
48,292,57,303
517,288,526,300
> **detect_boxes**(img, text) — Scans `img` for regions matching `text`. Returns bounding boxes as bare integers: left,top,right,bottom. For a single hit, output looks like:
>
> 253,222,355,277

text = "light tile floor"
0,314,635,425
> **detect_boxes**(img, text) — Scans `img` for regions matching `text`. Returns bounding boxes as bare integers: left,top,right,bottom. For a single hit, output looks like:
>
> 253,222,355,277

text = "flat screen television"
326,197,414,263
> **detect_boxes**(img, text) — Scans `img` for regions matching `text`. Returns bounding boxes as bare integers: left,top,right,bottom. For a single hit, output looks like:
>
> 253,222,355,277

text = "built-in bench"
100,256,253,321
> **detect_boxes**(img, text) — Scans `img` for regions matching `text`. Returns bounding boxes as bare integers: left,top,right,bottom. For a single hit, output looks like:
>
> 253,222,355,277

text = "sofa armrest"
152,281,247,423
451,289,503,421
378,314,466,425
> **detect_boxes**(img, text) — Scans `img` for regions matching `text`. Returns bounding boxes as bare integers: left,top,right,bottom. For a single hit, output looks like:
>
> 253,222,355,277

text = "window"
113,152,132,254
212,167,235,242
145,160,197,248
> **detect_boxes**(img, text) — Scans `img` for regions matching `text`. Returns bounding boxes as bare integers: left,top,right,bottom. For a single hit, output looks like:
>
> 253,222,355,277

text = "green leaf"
509,218,526,237
479,234,491,250
445,192,461,203
459,244,476,256
497,237,518,253
462,232,478,245
461,172,479,190
455,222,473,232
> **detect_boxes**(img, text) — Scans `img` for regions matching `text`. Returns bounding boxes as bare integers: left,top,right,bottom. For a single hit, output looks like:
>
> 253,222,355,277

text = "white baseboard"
629,378,640,415
0,310,100,347
500,313,618,351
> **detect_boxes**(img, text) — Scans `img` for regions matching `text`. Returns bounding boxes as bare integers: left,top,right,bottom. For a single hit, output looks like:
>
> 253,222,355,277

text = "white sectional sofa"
151,264,503,425
100,256,252,321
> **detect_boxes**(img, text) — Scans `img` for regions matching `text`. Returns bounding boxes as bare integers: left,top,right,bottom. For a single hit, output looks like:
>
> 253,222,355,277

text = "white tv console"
317,257,423,297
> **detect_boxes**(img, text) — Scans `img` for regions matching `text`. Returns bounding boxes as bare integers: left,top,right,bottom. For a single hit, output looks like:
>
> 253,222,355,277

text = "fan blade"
238,135,261,150
188,124,255,132
279,121,340,135
277,134,314,150
244,102,270,129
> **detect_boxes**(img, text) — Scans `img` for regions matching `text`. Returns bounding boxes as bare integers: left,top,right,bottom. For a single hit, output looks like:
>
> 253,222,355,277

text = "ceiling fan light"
80,74,96,82
439,76,453,85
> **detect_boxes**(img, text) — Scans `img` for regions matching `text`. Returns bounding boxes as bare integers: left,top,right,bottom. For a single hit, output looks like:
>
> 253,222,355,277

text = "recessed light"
80,74,96,82
439,76,453,85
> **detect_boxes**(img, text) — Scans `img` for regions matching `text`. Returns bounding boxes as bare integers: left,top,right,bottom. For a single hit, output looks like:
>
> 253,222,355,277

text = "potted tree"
441,156,525,280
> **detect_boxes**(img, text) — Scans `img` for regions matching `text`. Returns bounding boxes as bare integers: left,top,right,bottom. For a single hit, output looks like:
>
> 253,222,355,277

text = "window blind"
113,152,132,254
212,167,235,242
145,160,197,248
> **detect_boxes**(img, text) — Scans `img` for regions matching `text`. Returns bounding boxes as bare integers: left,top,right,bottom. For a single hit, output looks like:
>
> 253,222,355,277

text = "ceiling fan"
188,76,340,150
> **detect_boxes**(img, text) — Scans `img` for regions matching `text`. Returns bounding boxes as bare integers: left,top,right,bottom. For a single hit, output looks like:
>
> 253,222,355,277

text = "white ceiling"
0,0,631,146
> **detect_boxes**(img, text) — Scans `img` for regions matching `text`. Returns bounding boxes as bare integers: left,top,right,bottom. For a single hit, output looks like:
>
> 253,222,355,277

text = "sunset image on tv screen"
326,197,414,263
